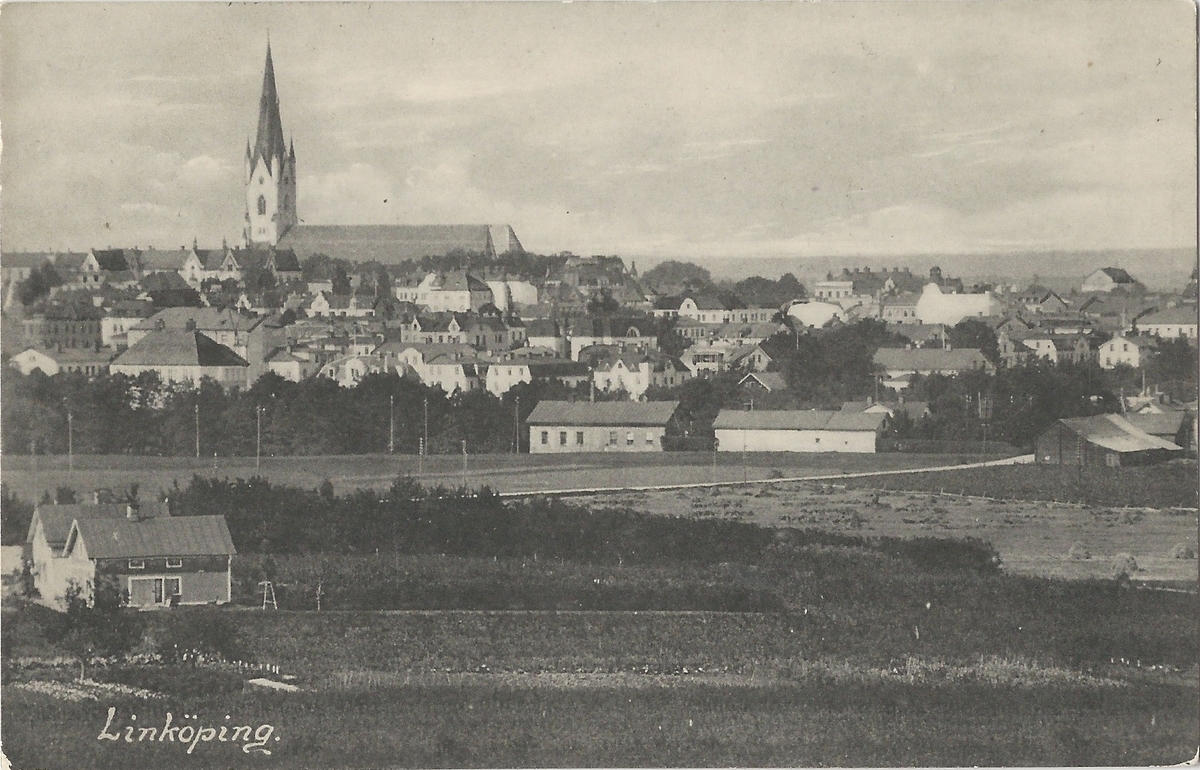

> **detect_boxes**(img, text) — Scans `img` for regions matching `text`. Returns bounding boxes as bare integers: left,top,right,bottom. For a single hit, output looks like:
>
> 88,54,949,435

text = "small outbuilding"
1034,414,1182,467
713,409,886,453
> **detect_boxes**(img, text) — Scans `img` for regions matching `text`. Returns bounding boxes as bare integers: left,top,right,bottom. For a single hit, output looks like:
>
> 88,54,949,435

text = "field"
3,590,1197,769
590,481,1199,584
0,450,1010,502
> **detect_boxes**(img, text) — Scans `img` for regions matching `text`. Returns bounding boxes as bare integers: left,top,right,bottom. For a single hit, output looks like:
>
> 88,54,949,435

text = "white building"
526,400,680,453
1099,334,1156,369
1136,307,1198,339
713,410,886,453
787,301,843,328
913,283,1002,326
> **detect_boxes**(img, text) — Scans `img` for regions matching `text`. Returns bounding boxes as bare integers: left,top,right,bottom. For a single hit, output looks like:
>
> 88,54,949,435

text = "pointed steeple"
253,43,287,167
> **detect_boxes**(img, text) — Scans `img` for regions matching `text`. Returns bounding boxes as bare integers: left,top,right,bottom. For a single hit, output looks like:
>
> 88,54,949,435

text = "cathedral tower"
245,44,297,246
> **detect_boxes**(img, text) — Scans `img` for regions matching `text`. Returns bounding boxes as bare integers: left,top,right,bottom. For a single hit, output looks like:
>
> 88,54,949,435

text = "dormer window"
166,557,182,569
129,559,145,570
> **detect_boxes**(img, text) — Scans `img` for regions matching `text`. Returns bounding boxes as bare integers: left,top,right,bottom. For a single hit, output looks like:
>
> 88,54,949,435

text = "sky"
1,1,1196,263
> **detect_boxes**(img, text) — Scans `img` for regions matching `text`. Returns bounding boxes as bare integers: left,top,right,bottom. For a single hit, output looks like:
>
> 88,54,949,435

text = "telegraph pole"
194,403,200,459
66,410,73,473
461,440,468,489
388,394,395,455
513,396,520,453
256,406,263,470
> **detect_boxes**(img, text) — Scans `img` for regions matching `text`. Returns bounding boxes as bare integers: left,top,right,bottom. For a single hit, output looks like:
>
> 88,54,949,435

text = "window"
646,431,654,445
166,557,182,569
165,577,181,601
541,431,549,445
257,195,267,215
576,431,584,445
626,432,634,446
609,431,618,445
814,437,820,444
1105,357,1111,366
128,559,145,570
1122,344,1128,352
559,431,568,446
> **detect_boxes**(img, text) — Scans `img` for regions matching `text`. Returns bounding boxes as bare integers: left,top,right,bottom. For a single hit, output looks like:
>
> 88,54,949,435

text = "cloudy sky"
2,1,1195,261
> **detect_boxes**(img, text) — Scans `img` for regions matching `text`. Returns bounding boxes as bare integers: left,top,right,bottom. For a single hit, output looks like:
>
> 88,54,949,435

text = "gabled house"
591,350,690,399
873,347,992,391
26,499,170,609
1099,334,1156,369
9,346,112,377
567,316,659,360
1135,307,1198,340
415,270,494,313
485,356,591,396
739,371,788,393
713,409,887,453
1035,414,1181,467
57,514,235,609
1082,267,1139,293
111,329,249,389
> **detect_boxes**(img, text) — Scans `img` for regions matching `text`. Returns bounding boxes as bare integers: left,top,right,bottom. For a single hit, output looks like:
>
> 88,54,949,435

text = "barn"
1034,414,1182,467
712,410,886,453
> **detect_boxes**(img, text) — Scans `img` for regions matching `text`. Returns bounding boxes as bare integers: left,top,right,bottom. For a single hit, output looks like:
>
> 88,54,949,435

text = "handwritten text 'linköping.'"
98,707,278,754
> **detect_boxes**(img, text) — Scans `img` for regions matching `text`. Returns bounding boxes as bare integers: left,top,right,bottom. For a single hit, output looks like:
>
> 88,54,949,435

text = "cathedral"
243,45,523,261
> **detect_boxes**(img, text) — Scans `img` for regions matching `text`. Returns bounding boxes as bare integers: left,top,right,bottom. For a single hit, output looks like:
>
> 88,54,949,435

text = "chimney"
93,490,102,504
126,504,137,520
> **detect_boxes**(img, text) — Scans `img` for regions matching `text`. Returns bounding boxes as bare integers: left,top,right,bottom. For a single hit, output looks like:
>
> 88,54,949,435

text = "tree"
641,260,712,292
42,578,144,680
587,289,620,314
948,319,1000,364
332,264,352,295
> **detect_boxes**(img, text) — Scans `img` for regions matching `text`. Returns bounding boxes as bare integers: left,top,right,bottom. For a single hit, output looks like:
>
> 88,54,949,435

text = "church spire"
253,43,287,166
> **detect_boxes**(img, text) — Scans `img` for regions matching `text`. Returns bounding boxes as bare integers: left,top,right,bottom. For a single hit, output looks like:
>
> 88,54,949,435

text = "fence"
879,438,1025,455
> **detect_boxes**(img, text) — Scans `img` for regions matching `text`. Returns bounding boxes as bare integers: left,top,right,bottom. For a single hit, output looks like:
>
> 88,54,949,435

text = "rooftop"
526,400,680,427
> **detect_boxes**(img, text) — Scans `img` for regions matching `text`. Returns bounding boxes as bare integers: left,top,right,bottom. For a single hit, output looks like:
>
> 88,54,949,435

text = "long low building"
713,409,886,453
526,400,680,453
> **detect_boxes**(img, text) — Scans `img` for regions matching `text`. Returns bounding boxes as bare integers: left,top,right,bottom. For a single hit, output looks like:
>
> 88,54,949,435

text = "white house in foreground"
713,409,886,453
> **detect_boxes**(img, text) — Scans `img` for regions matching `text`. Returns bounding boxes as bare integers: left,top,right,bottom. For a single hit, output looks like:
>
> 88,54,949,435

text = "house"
677,294,730,324
415,270,494,313
266,347,320,382
59,514,235,610
591,350,691,399
79,249,137,287
308,292,375,319
485,356,591,397
525,319,568,357
813,279,856,302
652,296,685,318
1034,414,1181,467
1019,334,1094,365
8,346,112,377
726,342,776,372
872,347,992,390
140,271,200,307
887,323,946,348
30,301,103,351
840,399,931,422
1135,307,1198,340
880,292,921,322
712,321,785,348
1125,410,1194,450
1098,334,1156,369
26,498,169,609
390,344,489,394
739,372,788,393
1082,267,1139,293
712,409,886,453
317,354,386,388
526,400,680,453
101,300,156,349
111,329,249,389
567,316,659,360
484,277,538,313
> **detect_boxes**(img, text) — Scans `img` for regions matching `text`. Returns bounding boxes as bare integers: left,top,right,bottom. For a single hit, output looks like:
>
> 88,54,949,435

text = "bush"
1168,542,1196,559
1067,542,1091,560
1111,553,1139,579
153,607,242,662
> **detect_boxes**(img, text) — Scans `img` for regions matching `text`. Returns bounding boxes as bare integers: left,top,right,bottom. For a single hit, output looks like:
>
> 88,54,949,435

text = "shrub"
154,607,242,662
1111,553,1139,579
1067,542,1091,560
1168,542,1196,559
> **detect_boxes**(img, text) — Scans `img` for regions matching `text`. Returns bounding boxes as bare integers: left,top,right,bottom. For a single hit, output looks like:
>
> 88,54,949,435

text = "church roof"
252,44,287,167
278,224,515,264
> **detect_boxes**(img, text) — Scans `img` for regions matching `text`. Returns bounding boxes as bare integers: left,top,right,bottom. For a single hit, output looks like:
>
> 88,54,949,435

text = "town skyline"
2,2,1196,265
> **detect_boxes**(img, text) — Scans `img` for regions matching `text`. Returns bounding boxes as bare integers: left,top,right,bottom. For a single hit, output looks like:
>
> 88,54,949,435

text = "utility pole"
742,431,748,485
422,397,429,474
66,410,73,473
461,440,468,489
194,403,200,459
256,405,263,470
513,396,520,454
388,394,395,455
712,436,719,478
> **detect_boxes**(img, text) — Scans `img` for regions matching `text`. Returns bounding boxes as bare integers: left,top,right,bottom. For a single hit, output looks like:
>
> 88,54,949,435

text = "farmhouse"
1034,414,1182,467
526,400,680,453
713,409,886,453
60,514,236,609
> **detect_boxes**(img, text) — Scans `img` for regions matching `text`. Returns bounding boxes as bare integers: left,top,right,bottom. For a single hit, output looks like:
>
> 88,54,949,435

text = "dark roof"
1098,267,1136,284
576,316,657,338
134,307,264,334
1138,307,1198,326
738,372,788,391
90,249,133,272
434,270,490,292
71,515,235,559
113,330,249,367
29,502,170,549
140,271,194,292
526,400,680,427
525,359,591,378
137,249,188,272
278,224,514,263
713,409,887,432
272,248,301,272
1056,414,1181,453
654,295,684,310
841,400,930,420
2,252,57,269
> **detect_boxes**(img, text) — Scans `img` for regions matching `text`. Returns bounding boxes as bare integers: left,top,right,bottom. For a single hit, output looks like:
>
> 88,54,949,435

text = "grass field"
0,450,1010,502
3,598,1197,768
590,482,1199,584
